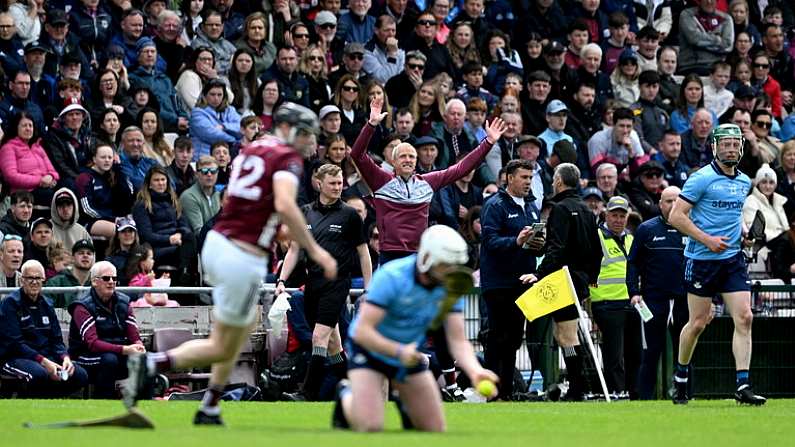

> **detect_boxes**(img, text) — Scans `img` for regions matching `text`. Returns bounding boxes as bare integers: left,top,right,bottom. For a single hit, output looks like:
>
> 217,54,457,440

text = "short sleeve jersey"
213,137,304,248
679,162,752,260
347,255,465,367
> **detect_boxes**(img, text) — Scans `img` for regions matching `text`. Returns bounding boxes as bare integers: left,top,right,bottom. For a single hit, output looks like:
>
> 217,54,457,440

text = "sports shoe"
672,377,689,405
734,384,766,406
281,391,307,401
332,380,350,429
193,409,224,426
123,353,152,410
441,385,466,402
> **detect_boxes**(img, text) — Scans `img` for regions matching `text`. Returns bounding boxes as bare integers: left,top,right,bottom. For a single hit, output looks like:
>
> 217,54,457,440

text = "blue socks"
736,370,749,389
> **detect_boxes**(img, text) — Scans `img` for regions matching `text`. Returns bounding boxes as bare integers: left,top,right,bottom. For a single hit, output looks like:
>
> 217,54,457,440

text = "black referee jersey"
302,199,367,278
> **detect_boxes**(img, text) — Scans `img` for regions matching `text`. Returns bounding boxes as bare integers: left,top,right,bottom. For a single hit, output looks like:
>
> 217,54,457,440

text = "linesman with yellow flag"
519,163,602,401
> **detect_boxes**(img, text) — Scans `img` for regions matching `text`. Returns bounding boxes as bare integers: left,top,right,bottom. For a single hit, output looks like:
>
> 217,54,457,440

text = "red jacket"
0,137,59,191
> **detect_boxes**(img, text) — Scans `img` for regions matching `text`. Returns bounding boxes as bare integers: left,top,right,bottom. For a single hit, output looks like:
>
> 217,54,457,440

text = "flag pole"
563,266,611,402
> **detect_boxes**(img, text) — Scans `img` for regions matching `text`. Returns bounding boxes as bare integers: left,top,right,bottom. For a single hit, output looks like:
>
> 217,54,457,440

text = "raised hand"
368,97,388,126
485,117,507,144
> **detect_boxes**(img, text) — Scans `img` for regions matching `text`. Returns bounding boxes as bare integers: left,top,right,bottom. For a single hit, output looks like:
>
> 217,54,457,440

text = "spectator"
333,75,367,145
118,126,158,192
479,159,544,399
110,9,157,71
588,107,645,175
610,48,640,107
678,0,734,76
23,40,55,107
760,23,793,112
631,71,669,152
748,109,782,166
207,0,244,42
680,108,716,169
313,11,345,71
626,160,665,221
211,142,232,187
0,12,24,75
45,238,95,308
318,105,342,148
131,166,195,280
465,97,488,143
0,260,88,397
0,70,46,134
430,99,478,170
40,10,93,80
67,260,145,398
189,80,241,161
595,163,623,200
484,30,524,96
0,191,33,239
180,156,221,234
626,186,688,400
446,22,481,84
430,160,483,230
656,46,680,113
634,26,660,73
6,0,41,46
727,31,754,69
235,12,276,76
394,107,416,141
522,0,567,45
520,70,552,137
564,20,590,70
328,42,371,91
601,12,631,76
176,47,229,111
403,10,455,81
337,0,376,44
742,164,789,244
542,40,576,102
0,234,23,289
261,46,310,107
229,49,259,117
769,214,795,283
128,38,187,133
138,109,174,167
385,51,426,108
76,143,136,239
460,205,482,270
750,51,783,119
582,186,606,216
91,70,127,131
191,10,237,78
569,0,608,44
285,21,311,57
126,243,179,307
456,62,496,112
653,130,690,189
105,217,140,287
539,100,576,160
252,79,282,132
704,62,735,119
379,0,420,43
300,44,332,114
0,111,59,205
729,0,761,47
775,141,795,213
567,83,603,151
22,217,54,269
363,15,404,85
165,138,195,197
153,10,188,82
49,188,91,252
94,108,123,151
415,136,440,173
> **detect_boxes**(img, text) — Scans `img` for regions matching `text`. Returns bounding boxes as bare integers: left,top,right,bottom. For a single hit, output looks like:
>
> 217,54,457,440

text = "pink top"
0,137,59,191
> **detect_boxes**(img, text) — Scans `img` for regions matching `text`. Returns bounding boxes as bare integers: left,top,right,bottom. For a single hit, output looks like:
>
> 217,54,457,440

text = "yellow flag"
515,268,576,322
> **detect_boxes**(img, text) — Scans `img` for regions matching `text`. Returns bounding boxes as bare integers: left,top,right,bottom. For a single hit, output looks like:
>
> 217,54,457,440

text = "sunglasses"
347,53,364,60
309,55,324,62
643,172,662,178
293,33,309,39
342,85,360,92
199,167,219,175
22,276,45,283
319,23,336,29
418,19,437,26
755,121,772,128
408,63,425,70
3,234,22,241
98,275,118,283
753,63,770,69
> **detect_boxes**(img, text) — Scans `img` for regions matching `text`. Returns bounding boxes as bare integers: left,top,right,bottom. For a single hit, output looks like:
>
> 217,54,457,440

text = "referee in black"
277,164,373,401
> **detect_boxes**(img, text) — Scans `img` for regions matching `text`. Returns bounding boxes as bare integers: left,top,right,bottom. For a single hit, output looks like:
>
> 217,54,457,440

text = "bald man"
626,186,690,399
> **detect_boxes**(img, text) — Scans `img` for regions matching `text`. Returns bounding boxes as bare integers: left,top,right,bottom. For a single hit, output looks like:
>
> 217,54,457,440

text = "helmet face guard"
711,123,745,167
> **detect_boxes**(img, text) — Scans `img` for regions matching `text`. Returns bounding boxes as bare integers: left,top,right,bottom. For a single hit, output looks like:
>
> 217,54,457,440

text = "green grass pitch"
1,399,792,446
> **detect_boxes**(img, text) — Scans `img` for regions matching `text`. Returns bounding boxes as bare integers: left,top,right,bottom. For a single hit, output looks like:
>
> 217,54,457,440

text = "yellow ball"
477,379,496,397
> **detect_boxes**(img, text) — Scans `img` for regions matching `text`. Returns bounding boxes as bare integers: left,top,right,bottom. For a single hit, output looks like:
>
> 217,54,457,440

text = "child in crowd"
128,243,179,307
47,243,71,279
465,97,488,142
602,12,631,75
704,61,735,119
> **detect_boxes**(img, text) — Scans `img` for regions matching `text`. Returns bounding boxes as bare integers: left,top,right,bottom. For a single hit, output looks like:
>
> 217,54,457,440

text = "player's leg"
394,371,446,432
723,290,766,404
339,368,388,432
673,293,712,403
427,326,464,401
327,324,347,379
553,305,586,400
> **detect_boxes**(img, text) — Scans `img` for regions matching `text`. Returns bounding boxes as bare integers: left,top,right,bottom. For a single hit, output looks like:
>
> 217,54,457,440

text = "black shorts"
346,340,428,383
684,252,750,297
549,303,580,322
304,277,352,327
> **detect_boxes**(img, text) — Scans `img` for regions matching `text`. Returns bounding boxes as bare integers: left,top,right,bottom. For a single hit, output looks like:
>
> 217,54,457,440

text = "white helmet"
417,225,469,273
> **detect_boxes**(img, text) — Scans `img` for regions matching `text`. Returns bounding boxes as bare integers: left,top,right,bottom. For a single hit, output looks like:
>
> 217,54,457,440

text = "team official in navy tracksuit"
626,186,689,400
0,260,88,397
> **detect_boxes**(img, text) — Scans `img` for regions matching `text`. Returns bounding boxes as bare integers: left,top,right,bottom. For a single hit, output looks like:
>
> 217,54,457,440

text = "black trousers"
75,352,129,399
636,297,689,400
484,286,527,398
591,300,642,397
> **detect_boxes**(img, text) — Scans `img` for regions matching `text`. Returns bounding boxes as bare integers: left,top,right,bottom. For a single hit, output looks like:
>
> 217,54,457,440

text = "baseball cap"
54,190,74,205
319,105,341,120
59,97,88,117
47,9,69,26
116,216,137,232
72,239,95,254
544,40,565,55
735,85,755,99
30,217,53,234
60,51,81,66
606,196,630,212
638,70,661,86
619,48,639,65
582,186,604,201
24,40,49,54
637,160,665,177
552,139,577,164
546,99,569,115
515,135,542,148
315,11,337,26
344,42,365,55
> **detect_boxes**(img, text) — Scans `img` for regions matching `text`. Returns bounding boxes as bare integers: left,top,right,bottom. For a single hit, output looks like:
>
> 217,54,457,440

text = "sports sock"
200,384,225,415
675,362,690,382
736,370,749,389
302,346,329,399
146,352,174,375
328,351,347,379
562,346,584,396
442,368,457,387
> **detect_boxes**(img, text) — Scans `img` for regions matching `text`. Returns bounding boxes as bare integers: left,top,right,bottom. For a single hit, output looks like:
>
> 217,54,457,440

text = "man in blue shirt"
668,124,765,405
333,225,497,432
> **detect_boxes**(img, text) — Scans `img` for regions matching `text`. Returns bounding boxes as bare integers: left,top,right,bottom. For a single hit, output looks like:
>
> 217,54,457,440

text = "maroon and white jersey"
213,136,304,249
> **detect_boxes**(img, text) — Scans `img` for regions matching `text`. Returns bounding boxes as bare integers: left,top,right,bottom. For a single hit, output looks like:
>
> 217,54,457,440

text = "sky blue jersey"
348,255,465,367
679,162,752,261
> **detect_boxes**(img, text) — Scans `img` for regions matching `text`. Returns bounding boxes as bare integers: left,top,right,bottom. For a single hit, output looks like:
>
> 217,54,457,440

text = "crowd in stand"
2,0,795,400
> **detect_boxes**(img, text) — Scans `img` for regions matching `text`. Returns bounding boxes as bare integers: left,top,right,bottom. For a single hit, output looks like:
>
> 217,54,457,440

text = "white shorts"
202,230,268,327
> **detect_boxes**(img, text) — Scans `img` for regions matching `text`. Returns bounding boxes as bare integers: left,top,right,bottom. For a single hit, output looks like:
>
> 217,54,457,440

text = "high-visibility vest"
589,229,633,302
